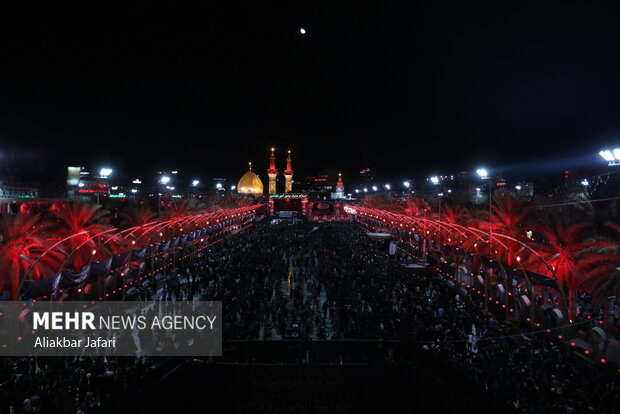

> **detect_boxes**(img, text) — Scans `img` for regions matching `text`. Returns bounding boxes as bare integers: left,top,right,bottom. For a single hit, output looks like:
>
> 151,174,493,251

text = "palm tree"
526,215,617,320
441,204,469,225
488,192,533,307
587,268,620,309
120,206,157,228
470,191,531,264
580,220,620,308
436,203,474,282
399,197,433,258
0,214,64,299
454,191,529,312
51,202,113,271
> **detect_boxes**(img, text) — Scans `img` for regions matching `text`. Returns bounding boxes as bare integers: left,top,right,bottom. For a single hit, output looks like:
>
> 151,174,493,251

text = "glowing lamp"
599,149,620,166
476,168,488,179
99,168,113,177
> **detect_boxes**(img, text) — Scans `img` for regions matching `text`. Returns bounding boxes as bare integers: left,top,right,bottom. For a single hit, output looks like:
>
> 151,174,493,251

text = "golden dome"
237,163,264,195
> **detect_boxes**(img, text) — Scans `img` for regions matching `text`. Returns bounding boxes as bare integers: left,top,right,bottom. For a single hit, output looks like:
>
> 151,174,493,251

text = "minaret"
284,150,294,193
267,147,278,194
335,172,344,199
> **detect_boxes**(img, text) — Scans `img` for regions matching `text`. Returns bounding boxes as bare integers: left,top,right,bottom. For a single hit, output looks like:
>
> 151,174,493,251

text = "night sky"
2,2,620,183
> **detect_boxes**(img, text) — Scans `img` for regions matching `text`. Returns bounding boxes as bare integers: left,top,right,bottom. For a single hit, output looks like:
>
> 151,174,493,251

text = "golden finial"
271,147,275,156
248,161,252,171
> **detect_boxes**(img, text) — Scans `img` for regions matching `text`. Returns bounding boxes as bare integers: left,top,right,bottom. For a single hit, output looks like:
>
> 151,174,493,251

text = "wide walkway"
259,243,335,340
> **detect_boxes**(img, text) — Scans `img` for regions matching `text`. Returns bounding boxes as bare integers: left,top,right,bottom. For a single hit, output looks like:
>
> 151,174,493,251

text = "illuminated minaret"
267,147,278,194
284,150,294,193
335,172,344,199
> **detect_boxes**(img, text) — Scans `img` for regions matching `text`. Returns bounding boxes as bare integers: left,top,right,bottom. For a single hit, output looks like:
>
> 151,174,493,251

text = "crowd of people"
0,356,160,413
1,221,619,413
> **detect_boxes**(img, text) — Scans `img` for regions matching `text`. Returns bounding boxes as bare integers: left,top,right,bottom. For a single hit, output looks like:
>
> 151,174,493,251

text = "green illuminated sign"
269,194,306,199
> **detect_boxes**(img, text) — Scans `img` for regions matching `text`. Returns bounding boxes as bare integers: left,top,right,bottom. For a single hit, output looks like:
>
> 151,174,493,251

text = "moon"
300,28,306,35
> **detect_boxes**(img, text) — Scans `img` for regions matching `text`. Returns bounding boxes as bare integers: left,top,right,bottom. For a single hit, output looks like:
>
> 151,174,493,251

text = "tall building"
284,150,294,193
267,147,278,195
334,173,345,199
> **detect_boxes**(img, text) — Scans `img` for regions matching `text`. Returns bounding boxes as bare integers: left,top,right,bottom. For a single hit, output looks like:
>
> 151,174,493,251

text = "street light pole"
476,168,491,244
485,182,492,273
98,168,113,224
159,175,171,221
438,193,443,244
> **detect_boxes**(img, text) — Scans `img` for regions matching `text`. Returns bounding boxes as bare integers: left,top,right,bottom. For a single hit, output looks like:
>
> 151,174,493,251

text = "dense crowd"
0,356,159,413
1,221,619,413
312,224,619,413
